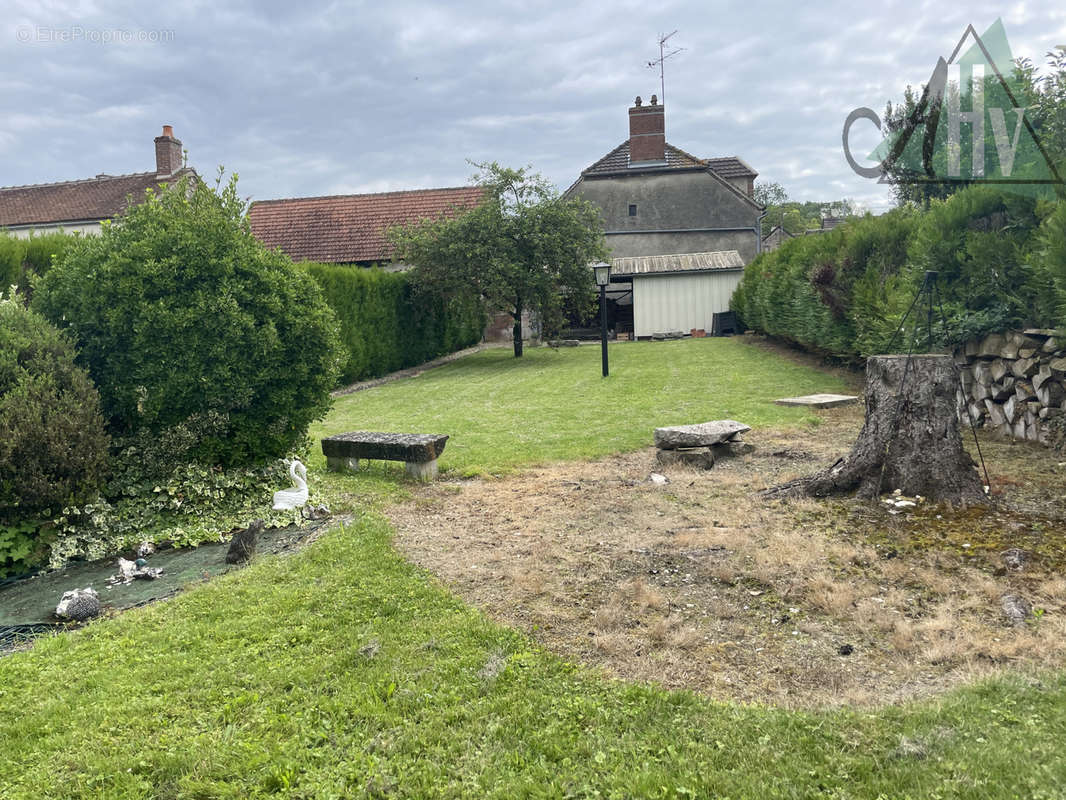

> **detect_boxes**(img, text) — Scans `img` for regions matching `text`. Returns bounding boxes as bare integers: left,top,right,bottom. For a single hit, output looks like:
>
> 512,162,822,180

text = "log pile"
954,329,1066,445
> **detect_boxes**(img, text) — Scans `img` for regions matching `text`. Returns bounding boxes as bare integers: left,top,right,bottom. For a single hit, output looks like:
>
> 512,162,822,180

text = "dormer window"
628,204,637,217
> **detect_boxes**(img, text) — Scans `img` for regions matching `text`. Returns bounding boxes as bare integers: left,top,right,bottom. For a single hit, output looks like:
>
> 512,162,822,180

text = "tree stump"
768,355,987,504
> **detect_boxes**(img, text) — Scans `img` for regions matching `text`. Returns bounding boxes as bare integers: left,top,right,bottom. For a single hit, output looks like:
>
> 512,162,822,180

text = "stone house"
565,96,763,338
0,126,196,237
761,225,794,253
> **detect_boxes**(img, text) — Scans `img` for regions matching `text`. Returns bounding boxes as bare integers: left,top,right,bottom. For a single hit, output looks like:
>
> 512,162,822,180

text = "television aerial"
646,30,685,105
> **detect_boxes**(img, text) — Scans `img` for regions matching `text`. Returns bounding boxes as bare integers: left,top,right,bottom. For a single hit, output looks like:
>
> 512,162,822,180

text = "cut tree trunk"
767,354,987,504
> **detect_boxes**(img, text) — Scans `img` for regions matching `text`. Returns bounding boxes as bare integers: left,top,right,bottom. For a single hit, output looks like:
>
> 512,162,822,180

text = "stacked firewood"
955,329,1066,444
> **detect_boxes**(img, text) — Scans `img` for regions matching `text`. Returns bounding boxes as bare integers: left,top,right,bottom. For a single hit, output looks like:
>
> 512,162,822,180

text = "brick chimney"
154,125,183,176
628,95,665,165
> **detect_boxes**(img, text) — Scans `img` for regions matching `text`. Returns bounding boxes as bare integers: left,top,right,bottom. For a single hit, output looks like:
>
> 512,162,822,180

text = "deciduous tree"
393,163,607,357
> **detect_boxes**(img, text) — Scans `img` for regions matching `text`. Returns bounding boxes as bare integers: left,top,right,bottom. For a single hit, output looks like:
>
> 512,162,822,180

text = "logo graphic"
842,19,1064,196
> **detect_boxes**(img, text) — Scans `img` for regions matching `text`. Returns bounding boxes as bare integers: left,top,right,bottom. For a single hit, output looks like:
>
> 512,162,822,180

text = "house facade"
565,97,763,338
761,225,794,253
0,126,195,236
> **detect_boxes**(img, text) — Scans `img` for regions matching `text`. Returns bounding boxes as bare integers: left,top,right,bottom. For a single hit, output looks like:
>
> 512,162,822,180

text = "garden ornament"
272,459,309,520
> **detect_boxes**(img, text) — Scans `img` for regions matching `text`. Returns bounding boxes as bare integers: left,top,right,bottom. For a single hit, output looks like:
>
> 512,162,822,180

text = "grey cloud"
0,0,1060,216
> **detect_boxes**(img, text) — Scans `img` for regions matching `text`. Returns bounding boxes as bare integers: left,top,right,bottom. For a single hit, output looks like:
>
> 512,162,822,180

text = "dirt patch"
388,405,1066,709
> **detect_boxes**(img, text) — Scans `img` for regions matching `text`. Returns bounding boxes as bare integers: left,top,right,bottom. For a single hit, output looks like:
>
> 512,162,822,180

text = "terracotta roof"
247,186,485,264
702,156,758,179
579,141,757,180
610,250,745,277
0,170,190,228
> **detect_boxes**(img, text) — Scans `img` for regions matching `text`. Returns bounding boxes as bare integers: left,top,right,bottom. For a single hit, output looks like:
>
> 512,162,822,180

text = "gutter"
3,218,105,231
605,226,761,235
611,267,745,280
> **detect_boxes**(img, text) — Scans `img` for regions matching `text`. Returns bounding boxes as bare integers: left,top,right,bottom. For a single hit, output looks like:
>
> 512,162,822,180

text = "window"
628,204,637,217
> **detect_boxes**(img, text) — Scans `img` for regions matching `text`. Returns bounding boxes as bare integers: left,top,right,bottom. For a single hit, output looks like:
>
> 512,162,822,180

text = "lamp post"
593,261,611,377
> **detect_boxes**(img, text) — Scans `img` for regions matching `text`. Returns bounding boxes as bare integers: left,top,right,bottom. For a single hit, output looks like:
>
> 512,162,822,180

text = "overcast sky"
2,1,1064,213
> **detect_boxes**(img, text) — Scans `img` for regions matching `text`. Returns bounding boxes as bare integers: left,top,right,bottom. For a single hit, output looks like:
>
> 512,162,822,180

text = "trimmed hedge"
301,263,484,385
0,231,77,298
732,187,1062,361
1039,199,1066,323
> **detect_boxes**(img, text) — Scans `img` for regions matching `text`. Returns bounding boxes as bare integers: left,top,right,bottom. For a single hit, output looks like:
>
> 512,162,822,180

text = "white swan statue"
272,459,309,516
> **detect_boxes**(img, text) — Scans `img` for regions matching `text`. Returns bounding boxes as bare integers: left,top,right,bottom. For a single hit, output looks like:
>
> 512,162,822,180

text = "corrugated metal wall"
632,271,743,337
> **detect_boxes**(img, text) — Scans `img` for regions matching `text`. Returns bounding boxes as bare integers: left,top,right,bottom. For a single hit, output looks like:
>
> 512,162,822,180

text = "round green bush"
33,174,343,467
0,298,109,517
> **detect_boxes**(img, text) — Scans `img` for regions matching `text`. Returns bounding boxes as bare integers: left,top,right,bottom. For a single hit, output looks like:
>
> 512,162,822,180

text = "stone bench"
321,432,449,482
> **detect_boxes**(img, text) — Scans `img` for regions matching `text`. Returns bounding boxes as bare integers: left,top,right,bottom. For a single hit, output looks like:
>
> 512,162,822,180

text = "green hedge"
732,187,1063,360
0,298,110,576
1036,199,1066,324
0,298,109,517
0,231,77,298
300,263,485,385
33,177,343,468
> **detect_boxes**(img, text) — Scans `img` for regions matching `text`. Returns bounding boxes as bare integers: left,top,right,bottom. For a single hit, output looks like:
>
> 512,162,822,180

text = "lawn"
3,339,1066,798
313,339,849,475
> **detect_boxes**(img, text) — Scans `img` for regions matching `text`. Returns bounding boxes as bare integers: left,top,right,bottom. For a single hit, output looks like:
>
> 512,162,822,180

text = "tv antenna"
646,30,684,105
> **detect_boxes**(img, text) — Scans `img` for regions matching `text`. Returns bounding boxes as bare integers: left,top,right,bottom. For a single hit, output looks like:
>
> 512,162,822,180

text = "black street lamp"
593,261,612,377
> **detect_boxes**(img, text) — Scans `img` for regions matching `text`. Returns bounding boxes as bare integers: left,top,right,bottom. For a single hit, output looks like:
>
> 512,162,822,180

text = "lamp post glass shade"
594,262,611,377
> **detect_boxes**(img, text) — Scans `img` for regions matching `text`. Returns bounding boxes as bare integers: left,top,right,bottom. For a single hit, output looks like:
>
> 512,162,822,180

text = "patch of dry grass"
388,402,1066,709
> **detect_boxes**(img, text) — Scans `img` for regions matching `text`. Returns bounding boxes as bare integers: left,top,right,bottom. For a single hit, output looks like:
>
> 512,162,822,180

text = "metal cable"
934,282,992,492
884,277,928,354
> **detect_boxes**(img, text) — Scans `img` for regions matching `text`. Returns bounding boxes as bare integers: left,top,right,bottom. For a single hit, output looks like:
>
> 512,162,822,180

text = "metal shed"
610,251,744,338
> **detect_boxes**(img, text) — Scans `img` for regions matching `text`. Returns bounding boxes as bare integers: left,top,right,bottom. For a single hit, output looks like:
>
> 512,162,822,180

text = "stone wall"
954,329,1066,446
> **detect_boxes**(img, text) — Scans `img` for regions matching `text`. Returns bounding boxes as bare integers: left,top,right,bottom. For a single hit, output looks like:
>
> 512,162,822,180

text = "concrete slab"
775,393,859,409
322,432,448,463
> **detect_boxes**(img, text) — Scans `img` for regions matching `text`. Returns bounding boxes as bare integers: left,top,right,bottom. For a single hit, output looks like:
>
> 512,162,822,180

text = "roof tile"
702,156,758,179
247,187,484,264
0,171,190,228
580,141,756,180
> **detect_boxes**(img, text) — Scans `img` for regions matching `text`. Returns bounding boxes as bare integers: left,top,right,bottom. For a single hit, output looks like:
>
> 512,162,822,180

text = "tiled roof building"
247,186,484,265
0,126,195,235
